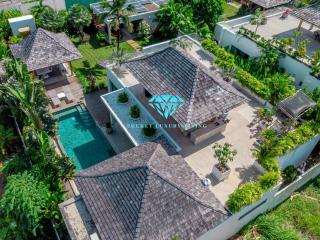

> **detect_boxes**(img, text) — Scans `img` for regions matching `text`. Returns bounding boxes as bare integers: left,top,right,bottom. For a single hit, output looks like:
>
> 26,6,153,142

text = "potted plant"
106,122,112,134
142,124,156,138
117,92,129,104
212,143,237,181
129,105,140,120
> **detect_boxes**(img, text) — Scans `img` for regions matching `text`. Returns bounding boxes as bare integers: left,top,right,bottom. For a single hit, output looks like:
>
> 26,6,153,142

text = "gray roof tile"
75,143,229,240
291,3,320,28
9,28,82,71
125,47,247,130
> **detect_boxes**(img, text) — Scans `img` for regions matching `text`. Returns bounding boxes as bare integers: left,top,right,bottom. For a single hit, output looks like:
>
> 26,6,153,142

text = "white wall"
214,22,320,90
278,134,320,170
198,161,320,240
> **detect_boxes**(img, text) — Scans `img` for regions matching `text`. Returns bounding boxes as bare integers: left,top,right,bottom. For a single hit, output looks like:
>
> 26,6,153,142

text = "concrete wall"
0,0,66,13
214,21,320,90
278,134,320,170
198,161,320,240
9,15,36,35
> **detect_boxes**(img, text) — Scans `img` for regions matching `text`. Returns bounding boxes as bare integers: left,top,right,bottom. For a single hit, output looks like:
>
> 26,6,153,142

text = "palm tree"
0,60,42,131
250,8,267,34
100,0,135,51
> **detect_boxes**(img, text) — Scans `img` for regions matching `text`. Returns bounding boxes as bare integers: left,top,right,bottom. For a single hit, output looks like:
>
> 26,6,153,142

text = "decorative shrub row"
201,39,271,101
227,120,320,213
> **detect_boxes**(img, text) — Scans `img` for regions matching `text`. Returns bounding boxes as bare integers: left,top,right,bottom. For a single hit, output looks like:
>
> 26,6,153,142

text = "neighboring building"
240,0,291,9
90,0,168,44
214,8,320,90
9,28,82,86
60,143,230,240
0,0,66,12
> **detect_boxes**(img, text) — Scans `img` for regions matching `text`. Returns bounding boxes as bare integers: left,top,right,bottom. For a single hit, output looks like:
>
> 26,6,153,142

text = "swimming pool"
55,105,116,171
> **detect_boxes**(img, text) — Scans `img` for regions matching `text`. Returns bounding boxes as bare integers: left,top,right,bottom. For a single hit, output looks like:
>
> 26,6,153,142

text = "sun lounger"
62,86,75,103
47,90,61,107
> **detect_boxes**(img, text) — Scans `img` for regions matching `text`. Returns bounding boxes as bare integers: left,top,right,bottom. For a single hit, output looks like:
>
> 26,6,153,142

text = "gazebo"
9,28,82,86
278,90,316,119
291,3,320,33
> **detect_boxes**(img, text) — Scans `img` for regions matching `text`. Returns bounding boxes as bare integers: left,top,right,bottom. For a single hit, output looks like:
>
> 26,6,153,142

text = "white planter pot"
212,164,231,181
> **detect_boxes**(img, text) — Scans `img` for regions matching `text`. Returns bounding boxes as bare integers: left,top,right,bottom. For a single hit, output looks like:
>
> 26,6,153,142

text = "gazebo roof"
291,3,320,28
278,90,316,119
9,28,82,71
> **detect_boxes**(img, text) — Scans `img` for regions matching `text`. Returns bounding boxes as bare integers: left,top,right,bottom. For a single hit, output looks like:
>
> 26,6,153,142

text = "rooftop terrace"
227,11,320,56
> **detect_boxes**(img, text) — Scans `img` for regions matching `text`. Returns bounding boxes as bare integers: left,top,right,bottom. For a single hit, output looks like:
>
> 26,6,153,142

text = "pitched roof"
9,28,82,71
291,3,320,28
278,90,316,119
75,143,229,240
249,0,290,8
125,47,247,130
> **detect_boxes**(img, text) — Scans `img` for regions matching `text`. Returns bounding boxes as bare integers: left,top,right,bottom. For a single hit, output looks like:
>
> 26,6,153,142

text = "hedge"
201,39,271,101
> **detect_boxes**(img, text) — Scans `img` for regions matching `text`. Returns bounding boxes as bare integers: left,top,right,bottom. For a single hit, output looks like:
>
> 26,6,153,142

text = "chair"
62,86,75,103
47,90,61,108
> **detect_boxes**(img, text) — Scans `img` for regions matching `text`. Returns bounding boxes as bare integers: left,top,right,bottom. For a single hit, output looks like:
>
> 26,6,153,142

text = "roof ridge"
148,167,228,216
39,28,80,57
74,166,147,178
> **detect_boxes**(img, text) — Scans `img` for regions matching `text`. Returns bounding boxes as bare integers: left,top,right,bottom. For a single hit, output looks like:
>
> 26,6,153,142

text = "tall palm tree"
100,0,135,51
0,60,42,131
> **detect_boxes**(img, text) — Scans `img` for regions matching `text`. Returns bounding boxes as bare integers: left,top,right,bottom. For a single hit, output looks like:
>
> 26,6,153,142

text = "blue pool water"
55,105,116,171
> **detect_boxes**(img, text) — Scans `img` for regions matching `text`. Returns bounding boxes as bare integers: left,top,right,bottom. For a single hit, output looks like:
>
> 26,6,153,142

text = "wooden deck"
46,76,85,113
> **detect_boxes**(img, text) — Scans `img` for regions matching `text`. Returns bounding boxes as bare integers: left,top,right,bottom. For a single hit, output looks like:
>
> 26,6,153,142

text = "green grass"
223,2,240,20
239,177,320,240
71,36,134,91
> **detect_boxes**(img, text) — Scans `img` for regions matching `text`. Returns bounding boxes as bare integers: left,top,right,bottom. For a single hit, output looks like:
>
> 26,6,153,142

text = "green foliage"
129,105,140,119
0,40,9,59
30,3,53,26
95,31,108,44
250,8,267,34
259,171,281,191
68,4,92,41
242,215,301,240
0,9,23,39
8,35,23,44
138,20,152,44
311,50,320,78
1,154,29,175
227,182,263,213
142,124,157,137
39,8,67,32
117,92,129,103
156,0,195,39
0,124,14,157
212,142,237,169
282,165,297,183
257,107,275,124
0,172,50,236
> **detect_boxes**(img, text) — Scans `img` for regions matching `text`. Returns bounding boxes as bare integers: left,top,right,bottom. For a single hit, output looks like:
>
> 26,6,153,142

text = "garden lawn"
71,36,134,90
223,2,239,20
238,178,320,240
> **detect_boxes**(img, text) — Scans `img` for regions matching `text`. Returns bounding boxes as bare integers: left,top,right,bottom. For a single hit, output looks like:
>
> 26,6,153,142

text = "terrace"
228,10,320,56
102,38,267,204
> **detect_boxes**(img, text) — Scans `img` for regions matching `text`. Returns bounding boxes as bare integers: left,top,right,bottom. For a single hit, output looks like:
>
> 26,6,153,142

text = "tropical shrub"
156,0,195,39
0,9,23,39
96,31,108,45
212,143,237,171
257,107,275,124
39,8,67,32
142,124,157,137
282,165,297,183
30,2,53,26
259,171,281,191
0,40,9,59
138,20,152,43
117,92,129,103
227,182,263,213
311,50,320,78
0,172,50,237
68,4,92,41
0,125,14,157
129,105,140,119
8,35,23,44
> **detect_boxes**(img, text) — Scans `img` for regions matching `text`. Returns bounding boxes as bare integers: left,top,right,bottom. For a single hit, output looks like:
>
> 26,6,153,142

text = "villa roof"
249,0,290,8
74,143,229,240
125,47,247,129
278,90,316,119
9,28,82,71
291,3,320,28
